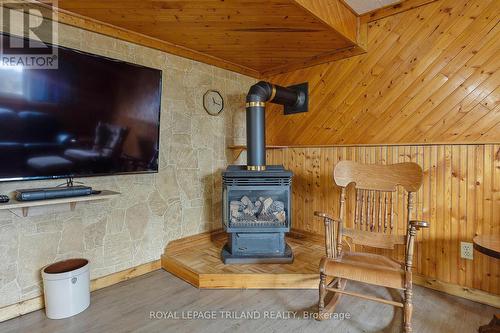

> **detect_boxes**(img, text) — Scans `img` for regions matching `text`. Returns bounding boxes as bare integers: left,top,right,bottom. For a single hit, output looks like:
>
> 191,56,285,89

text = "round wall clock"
203,90,224,116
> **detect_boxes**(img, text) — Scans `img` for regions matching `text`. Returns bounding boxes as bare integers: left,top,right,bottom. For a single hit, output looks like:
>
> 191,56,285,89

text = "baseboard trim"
1,257,498,323
413,275,500,308
0,259,161,323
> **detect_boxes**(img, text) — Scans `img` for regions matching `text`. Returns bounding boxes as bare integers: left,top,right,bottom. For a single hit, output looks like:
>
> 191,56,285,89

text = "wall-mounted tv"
0,33,162,182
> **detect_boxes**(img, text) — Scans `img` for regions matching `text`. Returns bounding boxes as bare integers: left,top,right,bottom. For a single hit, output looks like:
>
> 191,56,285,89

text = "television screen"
0,33,162,182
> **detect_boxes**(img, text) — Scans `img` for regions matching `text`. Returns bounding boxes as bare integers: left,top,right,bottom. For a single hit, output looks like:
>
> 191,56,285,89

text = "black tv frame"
0,32,163,183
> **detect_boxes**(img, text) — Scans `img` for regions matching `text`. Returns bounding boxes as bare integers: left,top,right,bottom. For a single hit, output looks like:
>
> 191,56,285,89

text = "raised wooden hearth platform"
161,230,324,289
161,230,500,307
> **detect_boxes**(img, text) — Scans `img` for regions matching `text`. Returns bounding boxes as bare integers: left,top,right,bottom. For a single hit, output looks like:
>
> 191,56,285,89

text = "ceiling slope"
49,0,364,77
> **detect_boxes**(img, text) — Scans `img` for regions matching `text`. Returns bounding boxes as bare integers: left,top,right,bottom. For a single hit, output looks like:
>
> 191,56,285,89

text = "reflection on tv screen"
0,33,162,181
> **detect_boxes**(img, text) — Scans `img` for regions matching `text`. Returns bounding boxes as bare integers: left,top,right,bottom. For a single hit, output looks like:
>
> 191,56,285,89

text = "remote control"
0,195,9,203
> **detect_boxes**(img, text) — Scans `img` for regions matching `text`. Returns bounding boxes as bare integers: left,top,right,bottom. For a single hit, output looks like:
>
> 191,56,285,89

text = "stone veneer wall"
0,14,254,308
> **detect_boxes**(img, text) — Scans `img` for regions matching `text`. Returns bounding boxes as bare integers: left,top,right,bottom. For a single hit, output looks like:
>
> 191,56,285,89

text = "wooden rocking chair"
314,161,429,332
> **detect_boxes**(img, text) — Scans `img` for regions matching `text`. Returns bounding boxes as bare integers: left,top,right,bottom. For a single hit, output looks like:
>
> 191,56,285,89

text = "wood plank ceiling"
54,0,362,77
264,0,500,145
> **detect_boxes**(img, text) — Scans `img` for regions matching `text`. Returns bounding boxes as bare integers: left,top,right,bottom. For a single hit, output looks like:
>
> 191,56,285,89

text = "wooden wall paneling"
326,0,485,144
267,0,443,144
492,144,500,294
428,145,438,278
430,78,500,142
419,66,499,142
264,4,390,141
399,22,500,143
267,144,500,294
457,105,500,143
265,8,406,142
264,0,500,145
457,145,467,287
450,145,460,286
397,146,407,262
366,0,497,143
436,144,444,281
435,145,444,282
420,145,431,277
482,145,490,292
474,145,484,290
444,145,452,283
485,144,496,293
304,148,312,234
479,107,500,142
466,145,476,288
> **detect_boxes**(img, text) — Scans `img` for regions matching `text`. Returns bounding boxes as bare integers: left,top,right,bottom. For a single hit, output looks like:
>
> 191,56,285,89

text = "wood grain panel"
267,144,500,295
264,0,500,145
293,0,358,42
15,2,260,77
161,230,325,289
54,0,360,74
160,227,500,306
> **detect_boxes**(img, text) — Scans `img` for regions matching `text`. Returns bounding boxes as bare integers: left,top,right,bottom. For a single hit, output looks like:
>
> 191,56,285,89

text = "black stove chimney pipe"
245,81,306,171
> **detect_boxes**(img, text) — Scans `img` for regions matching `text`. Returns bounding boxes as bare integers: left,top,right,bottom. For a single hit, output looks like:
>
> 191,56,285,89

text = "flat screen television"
0,33,162,182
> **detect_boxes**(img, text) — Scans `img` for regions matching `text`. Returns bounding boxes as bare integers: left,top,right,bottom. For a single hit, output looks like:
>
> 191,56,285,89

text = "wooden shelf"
0,190,120,217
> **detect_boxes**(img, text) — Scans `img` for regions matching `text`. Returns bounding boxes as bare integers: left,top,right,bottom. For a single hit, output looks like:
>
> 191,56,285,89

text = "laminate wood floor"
1,270,497,333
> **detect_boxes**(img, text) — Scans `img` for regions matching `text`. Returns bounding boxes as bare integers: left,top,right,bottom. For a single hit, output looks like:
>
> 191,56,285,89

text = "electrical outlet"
461,242,474,260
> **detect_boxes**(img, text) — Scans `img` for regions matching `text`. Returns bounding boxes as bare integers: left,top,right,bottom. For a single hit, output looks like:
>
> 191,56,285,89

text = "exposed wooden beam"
292,0,359,43
261,44,366,78
261,21,367,78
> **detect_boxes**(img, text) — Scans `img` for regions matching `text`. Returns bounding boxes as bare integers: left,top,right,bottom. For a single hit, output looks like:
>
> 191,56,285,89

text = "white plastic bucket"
42,258,90,319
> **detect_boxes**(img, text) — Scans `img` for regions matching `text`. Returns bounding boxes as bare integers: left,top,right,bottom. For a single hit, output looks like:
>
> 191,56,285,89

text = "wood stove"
221,165,292,263
221,81,308,264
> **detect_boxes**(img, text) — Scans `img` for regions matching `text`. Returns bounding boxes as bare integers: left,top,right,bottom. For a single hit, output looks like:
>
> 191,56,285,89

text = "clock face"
203,90,224,115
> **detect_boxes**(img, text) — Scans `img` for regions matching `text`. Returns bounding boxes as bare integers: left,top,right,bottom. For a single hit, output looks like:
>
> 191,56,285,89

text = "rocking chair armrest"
314,211,341,223
405,220,429,272
410,220,430,230
315,211,342,258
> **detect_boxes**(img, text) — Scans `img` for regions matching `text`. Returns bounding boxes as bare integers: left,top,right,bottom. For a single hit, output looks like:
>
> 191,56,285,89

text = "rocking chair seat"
320,251,405,290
